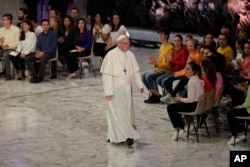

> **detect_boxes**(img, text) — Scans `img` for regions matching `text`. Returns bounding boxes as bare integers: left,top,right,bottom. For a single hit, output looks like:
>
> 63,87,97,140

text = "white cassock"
100,47,144,143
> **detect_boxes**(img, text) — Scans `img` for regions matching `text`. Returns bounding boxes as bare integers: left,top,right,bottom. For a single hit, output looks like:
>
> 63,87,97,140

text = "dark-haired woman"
64,18,92,79
92,13,110,58
105,13,127,52
57,16,75,68
167,62,204,140
10,20,36,80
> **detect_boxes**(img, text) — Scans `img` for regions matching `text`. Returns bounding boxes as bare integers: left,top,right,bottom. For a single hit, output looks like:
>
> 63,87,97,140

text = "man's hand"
35,51,44,58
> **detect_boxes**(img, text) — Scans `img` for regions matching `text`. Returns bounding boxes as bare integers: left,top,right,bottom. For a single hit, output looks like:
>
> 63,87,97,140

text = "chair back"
193,93,207,115
205,89,215,111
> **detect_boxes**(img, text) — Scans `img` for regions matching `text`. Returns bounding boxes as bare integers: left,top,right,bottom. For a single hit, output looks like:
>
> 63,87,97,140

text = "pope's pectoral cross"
123,68,127,75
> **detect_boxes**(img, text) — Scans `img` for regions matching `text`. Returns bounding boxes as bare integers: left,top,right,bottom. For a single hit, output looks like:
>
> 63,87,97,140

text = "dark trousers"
167,102,197,129
10,54,26,72
93,42,107,58
227,108,250,136
64,50,90,73
25,53,53,78
164,75,189,97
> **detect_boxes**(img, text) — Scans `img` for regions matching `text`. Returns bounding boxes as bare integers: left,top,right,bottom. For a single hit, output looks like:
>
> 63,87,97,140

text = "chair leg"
202,114,210,138
89,60,96,78
194,116,199,142
79,60,83,79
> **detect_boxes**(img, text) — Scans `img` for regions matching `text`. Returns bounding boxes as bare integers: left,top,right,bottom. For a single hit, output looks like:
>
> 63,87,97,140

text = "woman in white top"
92,13,111,58
10,20,37,80
105,13,127,52
167,62,204,140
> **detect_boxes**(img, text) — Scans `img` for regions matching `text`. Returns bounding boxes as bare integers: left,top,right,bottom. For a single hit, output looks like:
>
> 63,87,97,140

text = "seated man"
0,13,20,81
141,27,174,103
25,19,57,83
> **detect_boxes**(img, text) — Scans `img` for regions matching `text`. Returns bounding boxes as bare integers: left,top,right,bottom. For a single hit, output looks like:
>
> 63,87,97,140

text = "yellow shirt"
156,43,174,72
0,25,20,49
217,46,234,63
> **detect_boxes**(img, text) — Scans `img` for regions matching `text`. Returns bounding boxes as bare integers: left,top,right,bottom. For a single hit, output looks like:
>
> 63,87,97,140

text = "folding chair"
78,44,96,79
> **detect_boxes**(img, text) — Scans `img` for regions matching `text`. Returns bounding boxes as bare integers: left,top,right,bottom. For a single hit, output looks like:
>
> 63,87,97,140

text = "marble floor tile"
0,46,249,167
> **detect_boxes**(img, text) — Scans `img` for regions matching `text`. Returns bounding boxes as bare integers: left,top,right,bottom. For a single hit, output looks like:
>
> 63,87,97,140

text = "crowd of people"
141,24,250,145
1,2,250,147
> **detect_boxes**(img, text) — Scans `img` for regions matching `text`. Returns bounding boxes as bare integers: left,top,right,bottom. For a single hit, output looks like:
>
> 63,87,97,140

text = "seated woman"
92,13,110,58
105,12,127,52
201,58,217,93
10,20,36,80
227,82,250,145
64,18,92,79
163,38,202,99
158,34,188,102
167,62,204,140
57,15,75,68
141,27,174,103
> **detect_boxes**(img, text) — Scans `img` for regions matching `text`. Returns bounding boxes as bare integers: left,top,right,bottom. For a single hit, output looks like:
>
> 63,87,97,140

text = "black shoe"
50,74,57,79
144,94,153,103
145,95,161,103
36,77,44,83
126,138,134,146
0,70,6,76
30,76,38,83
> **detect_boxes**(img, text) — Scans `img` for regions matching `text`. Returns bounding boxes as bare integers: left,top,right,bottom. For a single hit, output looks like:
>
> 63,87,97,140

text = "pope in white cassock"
100,35,144,147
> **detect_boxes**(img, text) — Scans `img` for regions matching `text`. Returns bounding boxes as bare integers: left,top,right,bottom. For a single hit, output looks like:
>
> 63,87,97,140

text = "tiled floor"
0,46,249,167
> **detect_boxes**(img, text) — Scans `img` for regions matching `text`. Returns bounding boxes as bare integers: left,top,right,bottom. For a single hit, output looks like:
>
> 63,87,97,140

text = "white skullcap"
117,35,128,42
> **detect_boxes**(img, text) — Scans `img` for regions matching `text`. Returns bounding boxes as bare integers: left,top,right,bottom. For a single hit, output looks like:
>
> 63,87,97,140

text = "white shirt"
34,25,43,37
16,31,37,55
110,25,127,43
180,75,204,103
93,24,111,43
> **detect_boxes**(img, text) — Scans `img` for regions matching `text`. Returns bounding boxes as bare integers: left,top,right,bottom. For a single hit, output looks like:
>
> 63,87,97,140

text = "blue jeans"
156,73,173,88
141,70,166,91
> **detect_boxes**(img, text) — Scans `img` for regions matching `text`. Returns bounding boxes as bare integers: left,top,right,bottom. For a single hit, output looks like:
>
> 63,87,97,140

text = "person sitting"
57,16,75,69
25,19,57,83
64,18,92,79
10,20,36,80
0,13,20,81
167,62,204,140
92,13,111,59
142,27,174,103
105,12,127,52
163,38,202,99
227,82,250,145
158,34,188,102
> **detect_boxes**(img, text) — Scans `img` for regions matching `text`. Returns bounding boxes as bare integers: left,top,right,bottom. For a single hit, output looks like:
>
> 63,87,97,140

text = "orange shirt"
176,50,202,77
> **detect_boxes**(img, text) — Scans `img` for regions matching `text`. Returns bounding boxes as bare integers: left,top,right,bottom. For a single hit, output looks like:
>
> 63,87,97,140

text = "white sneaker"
171,129,186,140
160,94,171,103
227,135,246,145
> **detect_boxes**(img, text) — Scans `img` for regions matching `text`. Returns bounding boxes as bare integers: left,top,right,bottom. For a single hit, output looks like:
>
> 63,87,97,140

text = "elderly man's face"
118,37,130,52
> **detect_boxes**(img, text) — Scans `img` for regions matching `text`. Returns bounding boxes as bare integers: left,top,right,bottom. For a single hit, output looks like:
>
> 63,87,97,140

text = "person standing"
100,35,144,147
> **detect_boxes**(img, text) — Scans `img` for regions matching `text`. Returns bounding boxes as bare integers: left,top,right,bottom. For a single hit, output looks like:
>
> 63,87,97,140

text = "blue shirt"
74,31,92,53
36,29,57,57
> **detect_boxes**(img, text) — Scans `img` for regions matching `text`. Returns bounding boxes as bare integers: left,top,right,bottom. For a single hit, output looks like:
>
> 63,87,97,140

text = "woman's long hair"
111,13,122,32
188,61,202,79
201,58,217,86
20,20,34,41
74,18,87,42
